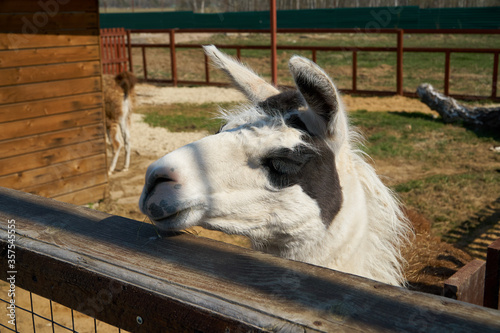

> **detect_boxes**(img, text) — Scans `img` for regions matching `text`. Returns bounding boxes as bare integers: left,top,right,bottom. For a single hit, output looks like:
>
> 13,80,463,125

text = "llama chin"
139,46,412,286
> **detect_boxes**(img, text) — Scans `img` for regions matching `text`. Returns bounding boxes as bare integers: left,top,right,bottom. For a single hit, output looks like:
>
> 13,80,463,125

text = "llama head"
139,46,350,248
115,71,137,95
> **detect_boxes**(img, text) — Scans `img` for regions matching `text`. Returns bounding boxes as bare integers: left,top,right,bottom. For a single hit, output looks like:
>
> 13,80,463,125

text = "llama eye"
267,157,304,175
262,146,316,188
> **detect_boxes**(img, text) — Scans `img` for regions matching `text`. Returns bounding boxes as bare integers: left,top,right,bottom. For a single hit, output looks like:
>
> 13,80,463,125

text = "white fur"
139,47,412,286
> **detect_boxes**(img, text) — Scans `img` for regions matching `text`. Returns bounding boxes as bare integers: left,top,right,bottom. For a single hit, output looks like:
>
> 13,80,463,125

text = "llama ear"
289,56,348,142
203,45,279,104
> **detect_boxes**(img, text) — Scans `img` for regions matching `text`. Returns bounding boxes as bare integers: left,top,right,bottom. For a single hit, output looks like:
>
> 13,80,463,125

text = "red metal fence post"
444,51,451,96
170,29,178,87
141,46,148,80
352,50,357,93
396,29,404,96
270,0,278,86
492,52,499,99
204,53,210,84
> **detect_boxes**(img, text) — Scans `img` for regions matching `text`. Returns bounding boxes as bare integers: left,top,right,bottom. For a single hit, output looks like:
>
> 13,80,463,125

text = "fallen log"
416,83,500,130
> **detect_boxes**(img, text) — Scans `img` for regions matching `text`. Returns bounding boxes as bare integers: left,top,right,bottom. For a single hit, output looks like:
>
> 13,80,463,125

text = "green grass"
137,103,235,133
396,172,500,237
349,110,499,243
350,110,482,160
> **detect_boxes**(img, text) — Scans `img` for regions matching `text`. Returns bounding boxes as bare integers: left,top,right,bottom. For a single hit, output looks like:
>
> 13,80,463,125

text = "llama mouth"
149,208,191,228
147,204,204,230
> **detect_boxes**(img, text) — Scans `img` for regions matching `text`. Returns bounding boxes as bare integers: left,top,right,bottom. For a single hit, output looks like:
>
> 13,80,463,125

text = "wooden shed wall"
0,0,108,205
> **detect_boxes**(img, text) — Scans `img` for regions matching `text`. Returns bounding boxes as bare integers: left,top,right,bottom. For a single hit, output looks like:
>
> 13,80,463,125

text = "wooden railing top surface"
1,186,500,332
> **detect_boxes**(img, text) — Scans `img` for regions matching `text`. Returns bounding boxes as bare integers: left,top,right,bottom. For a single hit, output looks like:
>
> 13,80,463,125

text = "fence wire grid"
0,280,127,333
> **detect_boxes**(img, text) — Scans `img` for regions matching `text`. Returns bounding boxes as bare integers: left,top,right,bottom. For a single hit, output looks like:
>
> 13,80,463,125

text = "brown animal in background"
103,71,137,174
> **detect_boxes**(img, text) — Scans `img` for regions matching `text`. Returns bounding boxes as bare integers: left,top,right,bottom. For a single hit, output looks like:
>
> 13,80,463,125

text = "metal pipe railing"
126,28,500,101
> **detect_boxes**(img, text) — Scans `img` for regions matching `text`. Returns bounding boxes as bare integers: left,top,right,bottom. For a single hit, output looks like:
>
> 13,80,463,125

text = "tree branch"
417,83,500,130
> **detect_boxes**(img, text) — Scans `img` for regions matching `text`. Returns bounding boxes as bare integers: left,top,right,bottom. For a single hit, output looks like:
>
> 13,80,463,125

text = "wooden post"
270,0,278,86
444,51,451,96
170,29,177,87
484,238,500,309
443,259,486,306
312,49,317,63
396,29,404,96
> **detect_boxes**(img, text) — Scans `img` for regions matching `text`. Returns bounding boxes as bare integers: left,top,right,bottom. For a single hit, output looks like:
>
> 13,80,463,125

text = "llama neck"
252,161,370,271
256,150,404,286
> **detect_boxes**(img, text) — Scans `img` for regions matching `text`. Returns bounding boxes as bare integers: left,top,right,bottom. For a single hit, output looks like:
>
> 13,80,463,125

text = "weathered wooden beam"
443,259,486,306
484,238,500,309
1,187,500,332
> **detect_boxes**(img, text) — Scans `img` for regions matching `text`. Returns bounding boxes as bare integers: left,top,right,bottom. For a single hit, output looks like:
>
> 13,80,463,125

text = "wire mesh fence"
0,281,128,333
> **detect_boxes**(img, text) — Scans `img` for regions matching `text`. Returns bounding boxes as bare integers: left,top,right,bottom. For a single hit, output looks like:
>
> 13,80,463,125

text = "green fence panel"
419,7,500,29
99,7,500,30
276,6,419,29
192,11,270,29
100,11,195,30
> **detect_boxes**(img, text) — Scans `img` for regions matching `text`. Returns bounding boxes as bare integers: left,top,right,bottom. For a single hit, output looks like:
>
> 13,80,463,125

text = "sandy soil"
135,83,435,113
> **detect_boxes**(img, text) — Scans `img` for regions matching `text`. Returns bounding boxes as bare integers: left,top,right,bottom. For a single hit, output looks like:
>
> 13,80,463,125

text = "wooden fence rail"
1,186,500,332
123,28,500,101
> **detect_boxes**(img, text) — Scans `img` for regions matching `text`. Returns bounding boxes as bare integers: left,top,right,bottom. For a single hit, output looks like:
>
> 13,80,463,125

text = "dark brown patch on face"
257,88,343,226
262,138,342,227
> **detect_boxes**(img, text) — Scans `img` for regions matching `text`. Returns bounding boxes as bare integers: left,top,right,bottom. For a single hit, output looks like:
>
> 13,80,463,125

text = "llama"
103,71,137,174
139,46,412,286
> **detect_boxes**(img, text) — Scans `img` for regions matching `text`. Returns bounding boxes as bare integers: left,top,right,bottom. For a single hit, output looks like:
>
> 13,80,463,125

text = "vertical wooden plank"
443,259,486,306
127,30,133,72
312,49,317,63
119,29,124,72
484,238,500,309
101,28,107,74
112,30,117,74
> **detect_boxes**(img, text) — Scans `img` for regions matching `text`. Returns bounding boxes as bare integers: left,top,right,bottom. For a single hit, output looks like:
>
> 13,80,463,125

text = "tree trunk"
416,83,500,130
